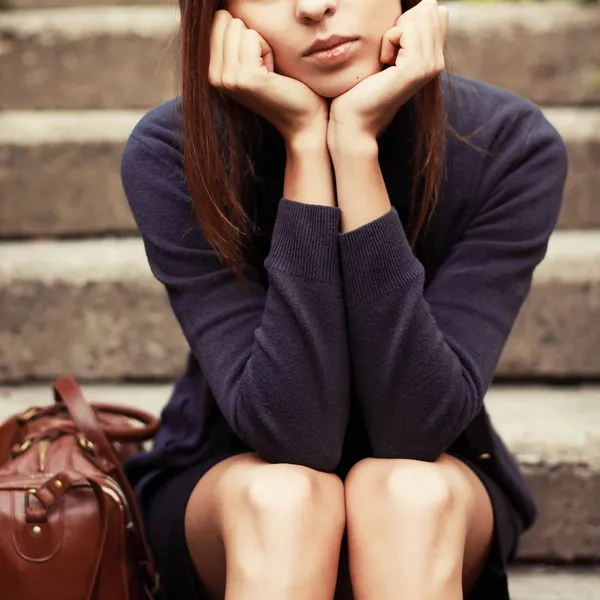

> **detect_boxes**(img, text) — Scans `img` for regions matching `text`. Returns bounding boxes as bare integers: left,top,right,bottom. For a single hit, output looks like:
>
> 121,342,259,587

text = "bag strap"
52,380,159,443
52,377,159,597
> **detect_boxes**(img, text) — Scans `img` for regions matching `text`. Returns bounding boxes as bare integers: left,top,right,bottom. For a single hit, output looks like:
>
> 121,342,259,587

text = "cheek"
226,10,292,68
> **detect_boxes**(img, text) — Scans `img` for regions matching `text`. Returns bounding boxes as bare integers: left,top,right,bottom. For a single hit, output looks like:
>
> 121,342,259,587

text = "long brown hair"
179,0,447,281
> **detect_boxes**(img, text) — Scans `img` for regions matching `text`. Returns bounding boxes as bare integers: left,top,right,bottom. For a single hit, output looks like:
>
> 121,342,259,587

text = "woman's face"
226,0,402,98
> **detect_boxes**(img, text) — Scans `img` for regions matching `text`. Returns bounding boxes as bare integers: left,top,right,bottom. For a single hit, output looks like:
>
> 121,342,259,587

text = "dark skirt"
141,453,524,600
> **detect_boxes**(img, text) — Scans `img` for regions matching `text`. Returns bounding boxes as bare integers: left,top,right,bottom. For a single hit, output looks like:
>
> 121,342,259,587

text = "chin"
303,59,381,99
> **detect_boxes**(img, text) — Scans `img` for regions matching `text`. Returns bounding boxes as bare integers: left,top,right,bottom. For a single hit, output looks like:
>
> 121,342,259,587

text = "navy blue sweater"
121,74,567,527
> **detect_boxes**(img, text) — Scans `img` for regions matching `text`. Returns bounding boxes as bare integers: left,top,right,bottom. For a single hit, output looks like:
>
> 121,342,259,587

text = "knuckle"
214,9,231,25
236,74,254,91
221,74,238,90
207,69,221,88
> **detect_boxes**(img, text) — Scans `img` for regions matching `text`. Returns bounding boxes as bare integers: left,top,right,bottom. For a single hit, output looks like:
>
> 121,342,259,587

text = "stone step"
5,0,167,8
1,383,599,561
1,108,598,237
0,6,179,110
508,567,600,599
0,111,140,236
1,231,599,381
0,3,598,110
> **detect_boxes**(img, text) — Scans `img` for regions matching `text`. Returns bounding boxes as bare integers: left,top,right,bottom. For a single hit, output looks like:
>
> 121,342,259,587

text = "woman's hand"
209,10,329,148
327,0,449,153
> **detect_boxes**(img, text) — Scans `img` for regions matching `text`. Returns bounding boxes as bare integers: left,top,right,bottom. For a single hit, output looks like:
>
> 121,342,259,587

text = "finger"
222,17,245,87
417,0,439,61
425,0,445,61
239,29,274,74
385,21,421,66
380,25,401,64
439,6,449,50
209,10,232,86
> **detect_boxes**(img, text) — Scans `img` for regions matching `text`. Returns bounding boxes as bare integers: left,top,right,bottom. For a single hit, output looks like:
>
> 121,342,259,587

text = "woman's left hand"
327,0,449,152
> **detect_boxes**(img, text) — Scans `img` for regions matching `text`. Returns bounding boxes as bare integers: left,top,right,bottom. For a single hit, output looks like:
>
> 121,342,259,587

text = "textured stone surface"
1,384,599,560
0,111,140,236
497,232,600,378
446,3,600,106
1,4,599,109
1,109,599,236
508,567,600,599
487,388,600,561
0,7,179,110
1,232,599,381
543,109,600,230
0,239,187,381
7,0,169,7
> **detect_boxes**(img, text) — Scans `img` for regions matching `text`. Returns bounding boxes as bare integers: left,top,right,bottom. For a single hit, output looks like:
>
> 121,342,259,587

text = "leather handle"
53,377,118,465
52,381,159,443
86,403,159,443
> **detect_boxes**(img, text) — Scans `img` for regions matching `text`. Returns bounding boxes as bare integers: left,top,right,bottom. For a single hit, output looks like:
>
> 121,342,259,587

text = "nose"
296,0,337,22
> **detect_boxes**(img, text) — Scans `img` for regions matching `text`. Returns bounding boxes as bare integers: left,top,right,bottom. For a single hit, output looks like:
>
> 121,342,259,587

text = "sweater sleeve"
121,133,350,472
336,106,568,461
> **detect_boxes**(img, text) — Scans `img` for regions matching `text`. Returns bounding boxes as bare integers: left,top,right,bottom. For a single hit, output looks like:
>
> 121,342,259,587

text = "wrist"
328,128,378,164
283,128,335,208
286,122,329,155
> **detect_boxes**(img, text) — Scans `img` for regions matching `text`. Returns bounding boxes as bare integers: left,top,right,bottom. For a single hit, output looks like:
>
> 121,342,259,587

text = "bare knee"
345,456,465,517
211,460,346,537
221,461,346,589
246,464,339,511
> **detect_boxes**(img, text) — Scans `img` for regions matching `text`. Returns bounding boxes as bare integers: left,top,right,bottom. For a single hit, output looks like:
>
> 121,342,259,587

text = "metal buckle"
11,438,32,458
18,407,40,424
77,435,95,455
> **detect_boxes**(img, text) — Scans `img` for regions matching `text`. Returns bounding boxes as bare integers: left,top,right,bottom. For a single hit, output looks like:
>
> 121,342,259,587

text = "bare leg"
344,454,494,600
184,452,346,600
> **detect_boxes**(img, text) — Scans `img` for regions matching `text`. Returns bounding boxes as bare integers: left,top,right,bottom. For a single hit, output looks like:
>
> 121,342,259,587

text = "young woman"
121,0,567,598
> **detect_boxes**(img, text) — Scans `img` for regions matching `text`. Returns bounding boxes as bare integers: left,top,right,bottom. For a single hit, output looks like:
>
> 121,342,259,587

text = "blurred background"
0,0,599,597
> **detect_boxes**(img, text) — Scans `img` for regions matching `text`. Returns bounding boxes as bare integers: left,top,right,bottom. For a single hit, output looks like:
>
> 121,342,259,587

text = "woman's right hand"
209,10,329,147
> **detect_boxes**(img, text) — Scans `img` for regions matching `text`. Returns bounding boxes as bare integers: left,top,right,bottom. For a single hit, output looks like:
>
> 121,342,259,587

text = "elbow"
373,380,483,463
232,396,345,473
258,443,342,473
424,379,483,460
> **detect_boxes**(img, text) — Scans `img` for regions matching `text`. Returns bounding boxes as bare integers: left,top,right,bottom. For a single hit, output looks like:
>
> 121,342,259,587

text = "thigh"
440,454,495,591
142,451,254,600
334,454,499,600
183,452,267,599
453,455,524,600
184,452,346,599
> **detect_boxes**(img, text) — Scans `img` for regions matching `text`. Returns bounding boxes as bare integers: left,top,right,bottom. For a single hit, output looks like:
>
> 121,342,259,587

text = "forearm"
330,132,473,460
330,133,391,231
284,133,336,208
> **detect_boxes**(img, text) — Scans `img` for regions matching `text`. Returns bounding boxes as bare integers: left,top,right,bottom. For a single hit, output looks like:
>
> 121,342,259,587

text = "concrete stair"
1,383,599,562
2,0,599,593
1,108,599,236
507,566,600,599
2,230,600,381
1,4,599,110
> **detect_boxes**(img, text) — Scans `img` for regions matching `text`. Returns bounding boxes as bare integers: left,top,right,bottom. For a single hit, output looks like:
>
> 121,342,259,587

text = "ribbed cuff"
338,206,424,305
264,197,342,283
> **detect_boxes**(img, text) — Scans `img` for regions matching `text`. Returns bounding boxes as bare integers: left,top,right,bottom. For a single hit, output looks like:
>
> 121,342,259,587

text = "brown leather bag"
0,376,161,600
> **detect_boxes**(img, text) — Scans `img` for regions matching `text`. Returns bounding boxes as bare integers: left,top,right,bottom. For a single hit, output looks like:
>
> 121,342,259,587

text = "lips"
303,35,359,56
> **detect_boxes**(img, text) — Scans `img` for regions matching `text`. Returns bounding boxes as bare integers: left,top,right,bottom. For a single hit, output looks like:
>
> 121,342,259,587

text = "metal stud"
478,453,491,460
32,526,41,536
54,479,63,490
